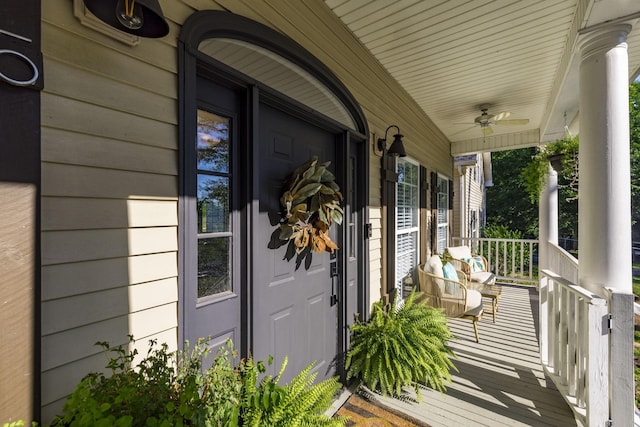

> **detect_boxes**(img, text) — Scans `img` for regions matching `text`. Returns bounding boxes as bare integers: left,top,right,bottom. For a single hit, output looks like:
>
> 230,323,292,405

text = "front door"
252,101,339,382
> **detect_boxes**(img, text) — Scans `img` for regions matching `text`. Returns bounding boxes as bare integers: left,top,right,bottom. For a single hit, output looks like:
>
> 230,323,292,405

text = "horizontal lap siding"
40,0,191,419
40,0,450,420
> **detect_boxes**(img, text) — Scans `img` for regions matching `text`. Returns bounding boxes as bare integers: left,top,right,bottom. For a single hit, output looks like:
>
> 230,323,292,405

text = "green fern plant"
239,356,348,426
346,290,456,400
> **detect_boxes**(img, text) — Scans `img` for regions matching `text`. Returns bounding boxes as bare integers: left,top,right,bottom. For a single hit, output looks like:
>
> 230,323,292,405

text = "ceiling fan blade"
494,119,529,125
482,126,493,136
492,111,511,121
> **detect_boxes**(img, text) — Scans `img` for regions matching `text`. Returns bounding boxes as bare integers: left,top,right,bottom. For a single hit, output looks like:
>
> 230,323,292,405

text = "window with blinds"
437,175,449,253
396,158,420,298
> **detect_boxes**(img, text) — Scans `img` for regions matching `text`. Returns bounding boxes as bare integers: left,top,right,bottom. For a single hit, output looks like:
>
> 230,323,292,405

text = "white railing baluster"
567,292,577,396
541,269,609,427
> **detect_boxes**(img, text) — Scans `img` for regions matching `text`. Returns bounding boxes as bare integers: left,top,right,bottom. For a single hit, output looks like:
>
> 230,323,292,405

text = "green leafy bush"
238,356,347,426
50,337,346,427
345,291,456,400
2,422,38,427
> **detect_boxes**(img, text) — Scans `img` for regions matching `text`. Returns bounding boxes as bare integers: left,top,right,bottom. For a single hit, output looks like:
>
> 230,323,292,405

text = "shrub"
238,356,347,426
345,291,456,400
50,337,346,427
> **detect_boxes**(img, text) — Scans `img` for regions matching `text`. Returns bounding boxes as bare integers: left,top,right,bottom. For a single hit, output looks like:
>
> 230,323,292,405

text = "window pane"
397,160,419,230
198,237,231,298
437,226,448,254
198,175,230,233
396,231,417,287
396,159,420,297
197,110,229,173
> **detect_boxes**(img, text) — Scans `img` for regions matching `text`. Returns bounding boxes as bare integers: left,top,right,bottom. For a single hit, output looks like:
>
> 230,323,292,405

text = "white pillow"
427,255,444,278
447,245,472,260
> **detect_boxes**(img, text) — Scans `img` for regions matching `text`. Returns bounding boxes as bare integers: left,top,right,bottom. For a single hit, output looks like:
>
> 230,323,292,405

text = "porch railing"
539,268,609,427
540,242,634,427
451,237,538,284
547,241,579,285
453,238,634,426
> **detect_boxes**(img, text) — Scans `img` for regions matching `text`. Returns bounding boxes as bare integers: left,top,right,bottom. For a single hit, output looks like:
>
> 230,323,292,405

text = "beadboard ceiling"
325,0,640,153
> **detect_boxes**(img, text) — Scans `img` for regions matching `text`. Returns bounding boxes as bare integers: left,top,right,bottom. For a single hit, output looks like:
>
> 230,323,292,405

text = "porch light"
83,0,169,38
377,125,407,157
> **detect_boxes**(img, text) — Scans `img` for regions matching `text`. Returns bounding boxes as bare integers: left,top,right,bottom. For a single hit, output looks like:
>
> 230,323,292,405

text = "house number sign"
0,29,39,87
0,49,39,87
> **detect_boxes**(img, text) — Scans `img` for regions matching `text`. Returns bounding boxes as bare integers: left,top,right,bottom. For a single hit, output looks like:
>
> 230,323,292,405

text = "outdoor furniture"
469,282,502,323
418,255,483,342
446,245,496,286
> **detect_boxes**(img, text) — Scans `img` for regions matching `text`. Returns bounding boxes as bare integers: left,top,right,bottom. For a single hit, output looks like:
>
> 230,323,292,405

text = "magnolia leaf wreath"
275,156,343,257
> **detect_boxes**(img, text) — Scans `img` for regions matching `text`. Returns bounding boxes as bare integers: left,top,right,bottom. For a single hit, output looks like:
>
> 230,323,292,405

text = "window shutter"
420,166,427,210
430,171,438,209
449,179,454,210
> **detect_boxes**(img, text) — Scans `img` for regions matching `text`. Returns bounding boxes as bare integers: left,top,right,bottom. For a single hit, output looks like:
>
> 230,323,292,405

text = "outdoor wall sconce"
83,0,169,38
377,125,407,157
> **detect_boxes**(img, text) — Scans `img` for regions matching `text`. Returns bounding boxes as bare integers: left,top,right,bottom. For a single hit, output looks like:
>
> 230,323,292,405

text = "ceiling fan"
457,104,530,137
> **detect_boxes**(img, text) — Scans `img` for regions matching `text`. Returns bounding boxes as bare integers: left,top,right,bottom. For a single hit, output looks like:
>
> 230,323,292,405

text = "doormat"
335,394,431,426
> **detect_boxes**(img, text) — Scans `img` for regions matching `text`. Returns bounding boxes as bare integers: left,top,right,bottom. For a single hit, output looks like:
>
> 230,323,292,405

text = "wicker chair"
418,255,483,342
446,245,496,286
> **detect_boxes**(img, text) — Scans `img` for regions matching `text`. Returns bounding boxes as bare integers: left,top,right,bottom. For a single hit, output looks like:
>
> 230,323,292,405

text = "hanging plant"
273,156,343,262
521,135,579,203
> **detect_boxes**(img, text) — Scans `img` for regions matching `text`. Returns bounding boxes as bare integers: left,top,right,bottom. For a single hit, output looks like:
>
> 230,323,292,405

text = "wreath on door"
272,156,343,266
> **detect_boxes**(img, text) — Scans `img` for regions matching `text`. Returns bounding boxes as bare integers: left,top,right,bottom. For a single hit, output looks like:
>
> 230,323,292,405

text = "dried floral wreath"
275,156,343,257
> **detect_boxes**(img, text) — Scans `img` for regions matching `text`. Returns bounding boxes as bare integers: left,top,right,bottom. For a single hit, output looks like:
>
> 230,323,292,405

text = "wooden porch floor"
375,284,578,426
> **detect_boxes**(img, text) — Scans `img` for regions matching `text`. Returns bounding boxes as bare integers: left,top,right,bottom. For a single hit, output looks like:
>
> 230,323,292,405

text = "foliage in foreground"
50,337,346,427
345,291,456,401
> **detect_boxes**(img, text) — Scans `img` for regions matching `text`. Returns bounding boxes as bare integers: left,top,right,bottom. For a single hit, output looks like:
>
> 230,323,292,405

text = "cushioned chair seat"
470,271,496,285
464,289,483,317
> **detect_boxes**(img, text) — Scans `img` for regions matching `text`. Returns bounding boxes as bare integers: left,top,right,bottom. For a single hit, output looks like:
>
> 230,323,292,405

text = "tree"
485,148,539,238
486,145,578,241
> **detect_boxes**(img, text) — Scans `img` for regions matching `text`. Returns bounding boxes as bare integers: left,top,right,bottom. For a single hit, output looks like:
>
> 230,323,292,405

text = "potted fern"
345,290,456,401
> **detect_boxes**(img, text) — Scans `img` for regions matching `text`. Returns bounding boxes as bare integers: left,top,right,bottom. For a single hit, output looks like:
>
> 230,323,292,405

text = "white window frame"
395,157,420,299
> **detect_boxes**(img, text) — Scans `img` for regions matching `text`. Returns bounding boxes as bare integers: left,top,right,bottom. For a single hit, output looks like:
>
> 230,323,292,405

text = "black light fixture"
377,125,407,157
83,0,170,38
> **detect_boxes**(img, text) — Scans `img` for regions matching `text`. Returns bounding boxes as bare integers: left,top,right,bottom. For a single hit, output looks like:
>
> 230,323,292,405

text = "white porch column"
578,24,632,295
539,165,558,272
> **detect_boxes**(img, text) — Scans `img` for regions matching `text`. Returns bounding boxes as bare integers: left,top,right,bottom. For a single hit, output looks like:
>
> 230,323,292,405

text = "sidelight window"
196,109,232,299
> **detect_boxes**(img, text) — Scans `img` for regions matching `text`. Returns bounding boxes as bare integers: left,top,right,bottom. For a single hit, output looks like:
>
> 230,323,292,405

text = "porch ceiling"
325,0,640,155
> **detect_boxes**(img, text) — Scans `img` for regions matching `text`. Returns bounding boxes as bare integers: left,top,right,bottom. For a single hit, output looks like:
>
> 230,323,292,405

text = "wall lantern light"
83,0,169,38
377,125,407,157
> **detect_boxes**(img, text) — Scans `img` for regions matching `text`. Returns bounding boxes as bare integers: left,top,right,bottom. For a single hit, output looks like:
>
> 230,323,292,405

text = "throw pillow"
470,256,485,272
427,255,444,277
461,256,485,273
442,262,458,294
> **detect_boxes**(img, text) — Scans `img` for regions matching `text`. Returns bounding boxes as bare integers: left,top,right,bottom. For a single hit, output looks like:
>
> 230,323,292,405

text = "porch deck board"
374,284,578,426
